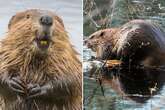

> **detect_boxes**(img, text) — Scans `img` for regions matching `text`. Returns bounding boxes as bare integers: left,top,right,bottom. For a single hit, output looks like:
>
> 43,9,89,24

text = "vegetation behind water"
83,0,165,36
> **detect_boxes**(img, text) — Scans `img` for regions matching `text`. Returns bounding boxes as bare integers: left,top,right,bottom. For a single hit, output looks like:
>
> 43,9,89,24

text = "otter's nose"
40,15,53,26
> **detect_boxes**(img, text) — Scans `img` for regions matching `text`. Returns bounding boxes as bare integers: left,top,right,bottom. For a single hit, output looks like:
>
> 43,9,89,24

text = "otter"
85,20,165,66
0,9,82,110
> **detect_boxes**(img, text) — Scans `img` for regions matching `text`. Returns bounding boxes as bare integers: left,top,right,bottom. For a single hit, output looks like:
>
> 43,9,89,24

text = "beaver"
85,20,165,103
0,9,82,110
85,20,165,66
84,28,118,60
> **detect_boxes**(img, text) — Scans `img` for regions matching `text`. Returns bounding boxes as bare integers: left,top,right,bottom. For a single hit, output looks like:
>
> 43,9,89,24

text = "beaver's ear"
54,15,65,28
89,35,95,39
8,15,16,30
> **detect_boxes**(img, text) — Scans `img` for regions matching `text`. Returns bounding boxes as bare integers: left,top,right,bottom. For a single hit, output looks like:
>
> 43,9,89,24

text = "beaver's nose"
84,39,92,48
40,15,53,26
84,39,88,45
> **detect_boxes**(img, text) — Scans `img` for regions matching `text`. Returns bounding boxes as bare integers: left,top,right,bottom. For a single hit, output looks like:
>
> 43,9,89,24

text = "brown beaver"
0,9,82,110
85,20,165,103
85,20,165,66
84,28,118,60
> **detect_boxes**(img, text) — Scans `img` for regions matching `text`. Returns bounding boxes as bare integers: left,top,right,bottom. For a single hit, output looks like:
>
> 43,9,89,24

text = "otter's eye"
26,14,30,19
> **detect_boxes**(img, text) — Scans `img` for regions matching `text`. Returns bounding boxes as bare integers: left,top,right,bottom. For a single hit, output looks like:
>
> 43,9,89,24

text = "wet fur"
85,20,165,103
85,28,118,59
85,20,165,66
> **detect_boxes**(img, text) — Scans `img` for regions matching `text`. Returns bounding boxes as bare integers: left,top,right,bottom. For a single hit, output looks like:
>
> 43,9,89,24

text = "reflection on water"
84,46,165,110
113,66,165,103
0,0,82,53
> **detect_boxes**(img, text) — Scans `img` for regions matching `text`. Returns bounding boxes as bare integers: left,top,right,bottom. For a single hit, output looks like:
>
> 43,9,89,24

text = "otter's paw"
27,83,51,98
6,76,26,95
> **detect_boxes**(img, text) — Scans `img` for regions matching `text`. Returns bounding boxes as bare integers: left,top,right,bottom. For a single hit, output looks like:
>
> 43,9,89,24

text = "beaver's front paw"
6,76,26,96
27,83,51,99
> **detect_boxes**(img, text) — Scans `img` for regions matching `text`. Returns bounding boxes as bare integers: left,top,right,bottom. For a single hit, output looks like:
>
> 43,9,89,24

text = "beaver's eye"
26,14,30,19
100,32,104,37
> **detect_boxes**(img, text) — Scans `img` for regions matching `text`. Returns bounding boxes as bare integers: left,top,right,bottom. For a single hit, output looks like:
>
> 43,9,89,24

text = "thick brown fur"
0,9,82,110
85,20,165,66
84,28,118,59
85,20,165,103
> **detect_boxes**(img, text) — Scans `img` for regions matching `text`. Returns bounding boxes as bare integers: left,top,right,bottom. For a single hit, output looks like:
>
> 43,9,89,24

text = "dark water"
84,46,165,110
84,0,165,110
0,0,82,53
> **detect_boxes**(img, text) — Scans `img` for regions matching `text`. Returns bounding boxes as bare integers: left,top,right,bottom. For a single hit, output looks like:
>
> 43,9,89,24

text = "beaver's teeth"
40,40,48,45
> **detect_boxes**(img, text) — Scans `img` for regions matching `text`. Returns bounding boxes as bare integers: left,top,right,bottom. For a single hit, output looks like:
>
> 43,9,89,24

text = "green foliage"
84,0,165,37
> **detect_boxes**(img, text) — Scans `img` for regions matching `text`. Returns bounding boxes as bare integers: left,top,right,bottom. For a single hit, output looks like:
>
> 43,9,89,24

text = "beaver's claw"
27,83,51,99
6,76,26,95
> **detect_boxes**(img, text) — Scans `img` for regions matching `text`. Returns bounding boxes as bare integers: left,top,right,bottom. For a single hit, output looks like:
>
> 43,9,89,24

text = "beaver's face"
84,29,109,52
84,29,117,59
8,9,65,53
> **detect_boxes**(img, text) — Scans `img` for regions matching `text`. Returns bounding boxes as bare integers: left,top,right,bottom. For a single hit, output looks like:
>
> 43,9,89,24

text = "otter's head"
6,9,67,55
84,29,118,60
